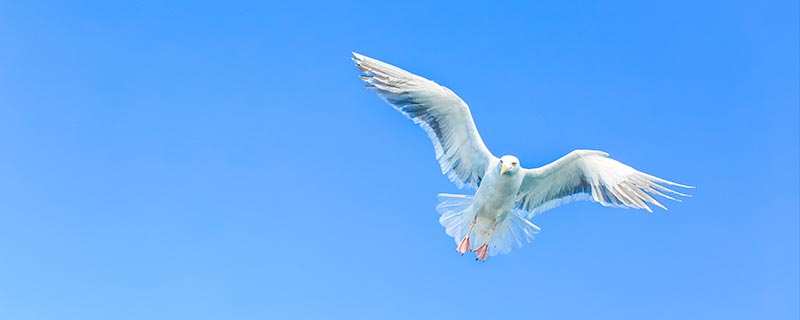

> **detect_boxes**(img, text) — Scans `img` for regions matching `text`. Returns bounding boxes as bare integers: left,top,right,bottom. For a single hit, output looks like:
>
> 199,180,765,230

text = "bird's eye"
499,160,503,164
512,162,517,166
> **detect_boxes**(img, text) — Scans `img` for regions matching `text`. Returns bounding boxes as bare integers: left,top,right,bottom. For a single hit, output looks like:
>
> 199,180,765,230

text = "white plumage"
353,52,493,189
352,52,692,260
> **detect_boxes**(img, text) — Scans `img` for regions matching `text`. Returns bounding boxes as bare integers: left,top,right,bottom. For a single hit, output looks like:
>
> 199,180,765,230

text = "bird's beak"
500,165,509,175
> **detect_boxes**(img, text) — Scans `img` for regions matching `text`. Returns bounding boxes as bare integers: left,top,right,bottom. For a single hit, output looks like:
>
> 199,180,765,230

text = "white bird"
352,52,692,261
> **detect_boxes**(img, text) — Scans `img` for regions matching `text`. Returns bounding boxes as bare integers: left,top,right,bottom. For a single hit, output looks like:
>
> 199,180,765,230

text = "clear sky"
0,1,798,319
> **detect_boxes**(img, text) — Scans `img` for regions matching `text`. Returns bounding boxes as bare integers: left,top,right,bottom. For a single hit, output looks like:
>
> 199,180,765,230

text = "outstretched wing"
353,52,496,189
515,150,692,217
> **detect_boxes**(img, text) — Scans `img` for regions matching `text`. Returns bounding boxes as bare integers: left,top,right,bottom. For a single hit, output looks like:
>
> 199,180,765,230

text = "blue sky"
0,1,797,319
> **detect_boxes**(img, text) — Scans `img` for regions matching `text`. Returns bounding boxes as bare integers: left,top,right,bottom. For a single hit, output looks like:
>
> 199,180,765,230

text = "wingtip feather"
352,52,366,60
647,174,694,189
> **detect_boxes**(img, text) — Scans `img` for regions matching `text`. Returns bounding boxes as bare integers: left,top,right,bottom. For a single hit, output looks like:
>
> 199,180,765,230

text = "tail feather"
436,193,474,241
488,210,541,256
436,193,541,256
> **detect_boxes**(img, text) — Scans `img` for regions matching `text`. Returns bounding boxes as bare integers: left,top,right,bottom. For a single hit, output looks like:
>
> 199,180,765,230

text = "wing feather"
352,53,496,189
516,150,692,217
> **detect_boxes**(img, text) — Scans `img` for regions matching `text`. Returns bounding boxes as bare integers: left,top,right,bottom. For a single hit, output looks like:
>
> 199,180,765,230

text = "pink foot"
456,236,471,255
474,243,489,261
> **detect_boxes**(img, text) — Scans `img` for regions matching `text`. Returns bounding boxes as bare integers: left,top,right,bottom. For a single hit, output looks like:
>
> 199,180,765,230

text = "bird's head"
499,155,520,176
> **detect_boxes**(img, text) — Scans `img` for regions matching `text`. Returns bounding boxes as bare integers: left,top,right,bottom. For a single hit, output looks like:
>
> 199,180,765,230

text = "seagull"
352,52,692,261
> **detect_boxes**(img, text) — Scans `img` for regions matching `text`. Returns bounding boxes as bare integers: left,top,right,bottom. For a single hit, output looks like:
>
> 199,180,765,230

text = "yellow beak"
500,165,509,175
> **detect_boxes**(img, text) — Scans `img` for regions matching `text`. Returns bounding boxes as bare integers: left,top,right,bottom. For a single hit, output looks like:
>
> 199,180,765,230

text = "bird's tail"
486,209,541,256
436,193,476,242
436,193,541,256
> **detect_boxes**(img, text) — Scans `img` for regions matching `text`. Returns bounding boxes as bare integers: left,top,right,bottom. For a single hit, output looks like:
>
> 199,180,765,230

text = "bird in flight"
352,52,692,261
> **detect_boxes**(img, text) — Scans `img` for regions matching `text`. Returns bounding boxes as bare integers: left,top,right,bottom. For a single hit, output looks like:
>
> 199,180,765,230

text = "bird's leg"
474,221,499,261
456,213,480,255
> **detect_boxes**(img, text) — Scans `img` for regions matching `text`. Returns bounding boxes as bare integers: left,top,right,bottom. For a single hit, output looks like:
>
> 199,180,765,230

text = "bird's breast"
473,171,524,216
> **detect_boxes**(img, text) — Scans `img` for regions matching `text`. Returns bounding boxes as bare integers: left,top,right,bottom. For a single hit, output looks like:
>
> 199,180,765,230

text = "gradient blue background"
1,1,798,319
